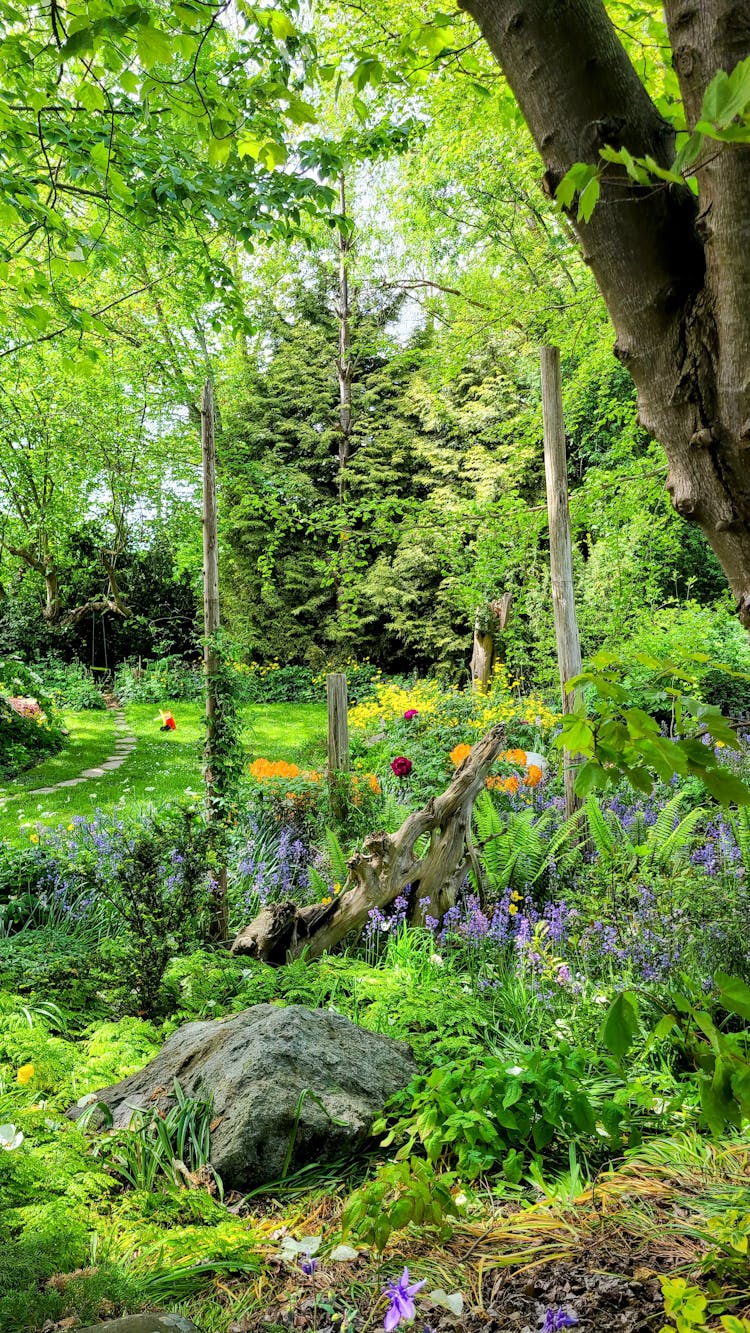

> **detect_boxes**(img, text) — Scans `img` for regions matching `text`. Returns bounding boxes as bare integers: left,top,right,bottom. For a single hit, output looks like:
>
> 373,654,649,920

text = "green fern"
647,803,705,868
730,806,750,876
474,796,555,895
583,796,621,863
324,828,349,884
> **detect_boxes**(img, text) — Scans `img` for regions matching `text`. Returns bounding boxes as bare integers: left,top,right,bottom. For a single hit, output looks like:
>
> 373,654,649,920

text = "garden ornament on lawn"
157,710,176,731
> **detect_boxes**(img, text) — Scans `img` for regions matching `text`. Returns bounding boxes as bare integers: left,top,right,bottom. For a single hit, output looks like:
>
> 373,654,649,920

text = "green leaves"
555,163,600,222
601,991,639,1061
700,56,750,132
554,652,750,806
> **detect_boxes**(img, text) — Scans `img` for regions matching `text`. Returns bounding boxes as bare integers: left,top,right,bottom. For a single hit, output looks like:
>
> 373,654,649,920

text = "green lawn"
0,701,327,842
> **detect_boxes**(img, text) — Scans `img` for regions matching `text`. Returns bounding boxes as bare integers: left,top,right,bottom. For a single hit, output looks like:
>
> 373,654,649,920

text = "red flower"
390,756,413,778
403,708,419,720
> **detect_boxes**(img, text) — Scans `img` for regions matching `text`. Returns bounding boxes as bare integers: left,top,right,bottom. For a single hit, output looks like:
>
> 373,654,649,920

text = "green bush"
0,658,65,778
37,657,106,710
234,658,382,704
376,1046,638,1180
615,603,750,720
114,655,204,703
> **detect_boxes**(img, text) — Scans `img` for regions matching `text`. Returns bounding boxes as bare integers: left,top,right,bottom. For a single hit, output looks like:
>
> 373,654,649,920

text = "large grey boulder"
68,1004,416,1191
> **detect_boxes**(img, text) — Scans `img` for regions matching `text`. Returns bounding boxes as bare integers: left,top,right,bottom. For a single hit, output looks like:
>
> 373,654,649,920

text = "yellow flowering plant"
350,668,557,807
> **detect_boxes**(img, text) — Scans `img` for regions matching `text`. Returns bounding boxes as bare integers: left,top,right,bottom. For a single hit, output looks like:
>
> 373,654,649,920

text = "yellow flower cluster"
450,742,472,766
350,679,441,731
16,1063,34,1086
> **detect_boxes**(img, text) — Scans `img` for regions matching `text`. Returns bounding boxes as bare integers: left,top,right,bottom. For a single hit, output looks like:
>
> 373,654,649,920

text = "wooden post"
327,672,350,777
201,378,228,942
541,346,583,819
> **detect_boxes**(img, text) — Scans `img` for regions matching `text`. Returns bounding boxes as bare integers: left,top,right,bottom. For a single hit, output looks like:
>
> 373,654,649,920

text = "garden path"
28,701,137,796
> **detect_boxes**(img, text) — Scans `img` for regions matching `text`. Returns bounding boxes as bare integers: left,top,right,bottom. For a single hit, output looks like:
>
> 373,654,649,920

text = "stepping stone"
81,768,106,779
102,759,124,770
30,786,58,795
57,777,87,787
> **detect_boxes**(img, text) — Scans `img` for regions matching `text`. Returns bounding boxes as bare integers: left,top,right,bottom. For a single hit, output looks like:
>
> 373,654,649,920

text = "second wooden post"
541,346,583,820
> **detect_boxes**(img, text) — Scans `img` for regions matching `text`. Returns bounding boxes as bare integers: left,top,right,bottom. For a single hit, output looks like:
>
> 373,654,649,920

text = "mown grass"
0,701,327,842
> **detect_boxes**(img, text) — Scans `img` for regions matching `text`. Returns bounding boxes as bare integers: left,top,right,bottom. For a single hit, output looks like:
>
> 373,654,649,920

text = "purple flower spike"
383,1267,427,1330
542,1309,578,1333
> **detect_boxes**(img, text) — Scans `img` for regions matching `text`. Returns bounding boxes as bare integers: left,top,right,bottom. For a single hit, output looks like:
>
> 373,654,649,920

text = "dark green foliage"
341,1158,458,1251
0,658,65,777
36,657,106,710
78,805,211,1016
376,1046,637,1180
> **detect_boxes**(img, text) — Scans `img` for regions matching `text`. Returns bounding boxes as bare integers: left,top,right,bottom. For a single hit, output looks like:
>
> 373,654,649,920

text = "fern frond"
324,828,349,884
583,797,616,861
648,793,686,851
651,805,705,867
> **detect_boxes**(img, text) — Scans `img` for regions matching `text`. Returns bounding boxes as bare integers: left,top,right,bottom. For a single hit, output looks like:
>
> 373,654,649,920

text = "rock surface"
78,1316,202,1333
68,1004,416,1190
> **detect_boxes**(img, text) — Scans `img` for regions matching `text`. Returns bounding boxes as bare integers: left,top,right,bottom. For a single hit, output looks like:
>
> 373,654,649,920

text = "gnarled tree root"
230,723,506,965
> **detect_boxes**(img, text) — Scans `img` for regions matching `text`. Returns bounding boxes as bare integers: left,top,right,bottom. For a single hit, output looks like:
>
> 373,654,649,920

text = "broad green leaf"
601,991,639,1060
715,972,750,1022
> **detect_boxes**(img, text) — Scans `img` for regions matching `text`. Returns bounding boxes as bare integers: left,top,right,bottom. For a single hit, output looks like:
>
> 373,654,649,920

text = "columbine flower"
391,756,413,778
383,1268,426,1330
542,1310,578,1333
403,708,419,720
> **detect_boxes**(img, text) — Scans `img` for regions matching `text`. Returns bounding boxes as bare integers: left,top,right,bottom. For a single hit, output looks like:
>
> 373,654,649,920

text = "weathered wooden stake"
326,672,350,781
541,346,583,820
201,378,228,942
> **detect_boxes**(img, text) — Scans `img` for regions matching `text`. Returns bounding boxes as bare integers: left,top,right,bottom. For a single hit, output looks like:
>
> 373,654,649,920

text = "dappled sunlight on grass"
0,701,328,842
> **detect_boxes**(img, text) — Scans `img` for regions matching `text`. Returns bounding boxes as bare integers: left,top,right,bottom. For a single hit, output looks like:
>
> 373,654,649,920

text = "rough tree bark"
231,724,506,964
457,0,750,625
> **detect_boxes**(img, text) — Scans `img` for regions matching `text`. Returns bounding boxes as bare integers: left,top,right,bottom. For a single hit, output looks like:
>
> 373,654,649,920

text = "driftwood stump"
231,724,506,965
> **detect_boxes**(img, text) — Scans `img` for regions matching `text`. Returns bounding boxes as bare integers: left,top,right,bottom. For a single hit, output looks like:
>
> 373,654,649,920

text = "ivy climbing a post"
201,378,239,942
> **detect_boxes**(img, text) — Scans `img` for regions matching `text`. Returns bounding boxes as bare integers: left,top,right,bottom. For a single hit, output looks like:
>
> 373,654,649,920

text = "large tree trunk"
231,724,506,964
457,0,750,625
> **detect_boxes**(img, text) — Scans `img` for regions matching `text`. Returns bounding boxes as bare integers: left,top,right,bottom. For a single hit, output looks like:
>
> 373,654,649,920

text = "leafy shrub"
616,603,750,719
376,1046,637,1180
36,656,106,710
73,803,211,1015
234,658,382,704
341,1158,458,1251
0,657,65,778
114,655,204,703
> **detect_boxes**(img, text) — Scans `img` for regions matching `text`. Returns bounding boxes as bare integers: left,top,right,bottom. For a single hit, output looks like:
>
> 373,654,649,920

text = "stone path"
29,702,137,796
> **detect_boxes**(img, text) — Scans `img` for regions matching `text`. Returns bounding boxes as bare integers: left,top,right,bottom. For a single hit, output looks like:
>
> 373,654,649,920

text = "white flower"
0,1124,23,1151
430,954,444,967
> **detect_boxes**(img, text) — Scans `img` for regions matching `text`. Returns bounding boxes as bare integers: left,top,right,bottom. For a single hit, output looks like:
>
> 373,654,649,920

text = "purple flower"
383,1268,426,1331
391,756,413,778
300,1257,318,1276
542,1310,578,1333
